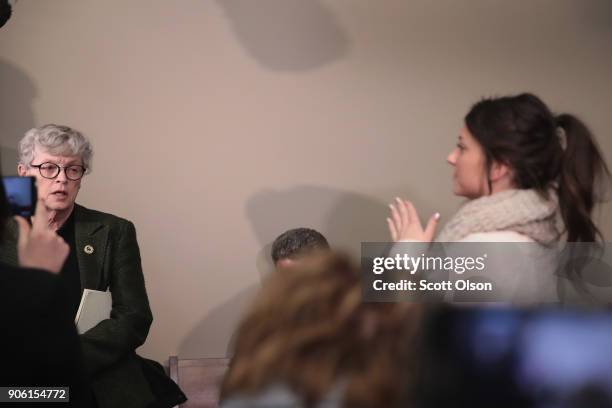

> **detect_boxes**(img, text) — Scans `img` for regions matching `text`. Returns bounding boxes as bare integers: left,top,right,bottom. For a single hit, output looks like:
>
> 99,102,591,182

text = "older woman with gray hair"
0,124,186,408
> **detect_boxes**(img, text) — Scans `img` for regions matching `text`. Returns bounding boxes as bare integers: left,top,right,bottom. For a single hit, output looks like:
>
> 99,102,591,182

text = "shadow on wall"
0,59,37,174
254,242,273,281
571,0,612,30
216,0,349,71
245,185,393,258
178,283,260,359
0,146,18,175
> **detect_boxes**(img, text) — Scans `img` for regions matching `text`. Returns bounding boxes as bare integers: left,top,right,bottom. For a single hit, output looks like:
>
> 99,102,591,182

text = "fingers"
395,197,411,226
424,212,441,242
388,202,402,232
14,216,31,250
387,197,437,242
387,217,398,241
389,198,411,231
403,200,420,228
57,236,70,258
51,235,70,268
31,198,51,232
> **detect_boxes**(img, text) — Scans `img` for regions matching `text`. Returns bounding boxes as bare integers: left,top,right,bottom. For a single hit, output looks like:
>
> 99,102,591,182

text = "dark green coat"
0,204,163,408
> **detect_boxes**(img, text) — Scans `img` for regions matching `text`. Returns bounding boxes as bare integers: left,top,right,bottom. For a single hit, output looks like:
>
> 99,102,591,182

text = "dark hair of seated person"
271,227,330,264
220,253,423,407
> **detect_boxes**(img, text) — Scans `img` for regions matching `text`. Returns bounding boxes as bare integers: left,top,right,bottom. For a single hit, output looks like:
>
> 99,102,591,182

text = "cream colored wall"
1,0,611,362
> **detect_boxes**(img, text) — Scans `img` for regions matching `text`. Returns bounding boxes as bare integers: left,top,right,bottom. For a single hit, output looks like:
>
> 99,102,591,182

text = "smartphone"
1,176,37,217
419,307,612,408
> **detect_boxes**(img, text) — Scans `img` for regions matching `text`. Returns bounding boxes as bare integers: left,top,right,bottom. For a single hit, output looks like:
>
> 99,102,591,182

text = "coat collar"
74,204,109,290
0,218,19,266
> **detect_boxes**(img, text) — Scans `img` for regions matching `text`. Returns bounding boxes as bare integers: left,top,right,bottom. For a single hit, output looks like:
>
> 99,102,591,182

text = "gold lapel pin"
84,245,94,255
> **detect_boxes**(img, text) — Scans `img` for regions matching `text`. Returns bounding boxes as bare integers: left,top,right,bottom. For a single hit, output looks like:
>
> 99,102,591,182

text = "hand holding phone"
14,197,69,274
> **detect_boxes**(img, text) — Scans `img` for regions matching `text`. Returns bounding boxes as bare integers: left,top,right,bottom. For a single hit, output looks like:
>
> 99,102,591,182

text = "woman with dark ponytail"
387,93,610,303
555,113,609,242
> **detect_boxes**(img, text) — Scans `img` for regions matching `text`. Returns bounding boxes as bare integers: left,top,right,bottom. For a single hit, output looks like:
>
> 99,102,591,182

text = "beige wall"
1,0,611,362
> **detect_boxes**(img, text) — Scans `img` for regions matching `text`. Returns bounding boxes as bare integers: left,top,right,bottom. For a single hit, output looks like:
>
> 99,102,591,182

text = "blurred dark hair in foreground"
222,253,423,407
221,250,612,407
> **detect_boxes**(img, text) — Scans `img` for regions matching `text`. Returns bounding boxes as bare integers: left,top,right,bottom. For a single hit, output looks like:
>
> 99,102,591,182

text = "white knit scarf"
436,189,560,245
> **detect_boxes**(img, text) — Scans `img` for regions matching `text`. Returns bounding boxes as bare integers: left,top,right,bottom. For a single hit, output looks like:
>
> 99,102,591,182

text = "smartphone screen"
421,307,612,407
1,176,37,217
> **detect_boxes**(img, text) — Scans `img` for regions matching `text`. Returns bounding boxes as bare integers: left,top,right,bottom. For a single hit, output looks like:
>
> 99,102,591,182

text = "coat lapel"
0,219,19,266
74,205,109,290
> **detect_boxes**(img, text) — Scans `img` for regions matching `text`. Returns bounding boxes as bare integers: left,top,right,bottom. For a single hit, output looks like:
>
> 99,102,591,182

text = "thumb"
31,197,51,232
14,216,31,250
424,212,440,242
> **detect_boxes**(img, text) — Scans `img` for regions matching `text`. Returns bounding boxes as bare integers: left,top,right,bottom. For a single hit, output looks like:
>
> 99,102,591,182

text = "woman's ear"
489,160,512,183
17,163,27,176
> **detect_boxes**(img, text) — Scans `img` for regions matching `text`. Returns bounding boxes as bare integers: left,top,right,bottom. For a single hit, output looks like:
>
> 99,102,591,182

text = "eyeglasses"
30,162,87,181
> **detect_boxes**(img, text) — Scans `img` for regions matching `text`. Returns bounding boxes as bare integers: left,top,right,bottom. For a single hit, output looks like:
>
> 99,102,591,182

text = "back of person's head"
221,252,422,407
465,93,610,242
270,227,330,265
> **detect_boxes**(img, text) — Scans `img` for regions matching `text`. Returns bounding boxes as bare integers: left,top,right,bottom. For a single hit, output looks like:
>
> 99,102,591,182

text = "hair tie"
556,126,567,151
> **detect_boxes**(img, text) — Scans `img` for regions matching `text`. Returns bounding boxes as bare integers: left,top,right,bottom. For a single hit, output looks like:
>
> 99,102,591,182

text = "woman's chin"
452,185,465,197
452,187,478,200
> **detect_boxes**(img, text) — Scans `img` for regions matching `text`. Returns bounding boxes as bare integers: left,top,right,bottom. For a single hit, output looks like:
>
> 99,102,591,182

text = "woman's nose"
55,169,68,182
447,149,457,165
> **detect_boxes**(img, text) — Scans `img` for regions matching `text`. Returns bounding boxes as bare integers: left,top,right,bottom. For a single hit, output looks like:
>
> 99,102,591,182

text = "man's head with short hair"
271,228,330,266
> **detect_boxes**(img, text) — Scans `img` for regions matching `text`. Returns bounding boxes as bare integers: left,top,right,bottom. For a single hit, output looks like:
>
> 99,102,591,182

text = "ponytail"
556,114,611,242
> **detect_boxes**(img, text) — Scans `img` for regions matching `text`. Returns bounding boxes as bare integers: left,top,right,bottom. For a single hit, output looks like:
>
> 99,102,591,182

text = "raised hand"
387,197,439,242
